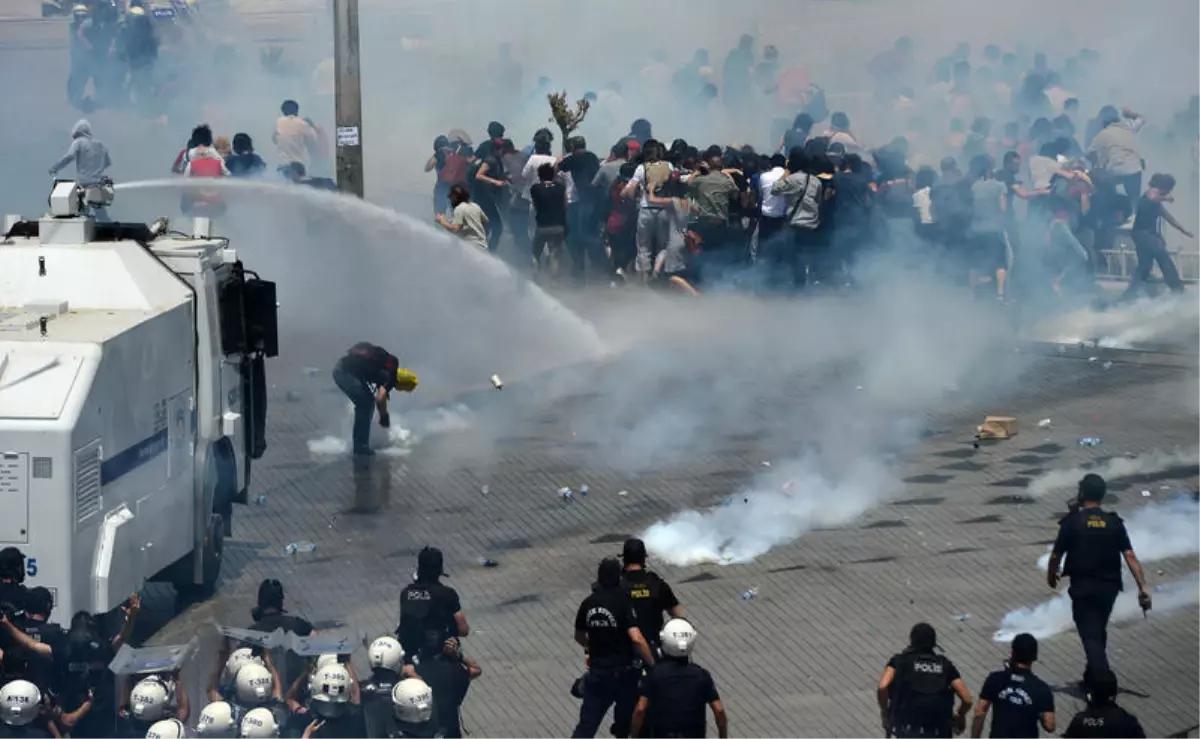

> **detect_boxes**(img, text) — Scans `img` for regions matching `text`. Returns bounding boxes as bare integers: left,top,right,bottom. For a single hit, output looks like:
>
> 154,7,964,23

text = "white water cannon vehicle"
0,180,277,617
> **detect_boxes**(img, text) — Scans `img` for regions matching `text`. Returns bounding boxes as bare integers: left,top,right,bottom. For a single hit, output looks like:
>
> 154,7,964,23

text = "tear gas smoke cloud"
1037,294,1200,350
1027,449,1200,498
635,267,1021,567
993,573,1199,643
1035,494,1200,571
306,401,474,456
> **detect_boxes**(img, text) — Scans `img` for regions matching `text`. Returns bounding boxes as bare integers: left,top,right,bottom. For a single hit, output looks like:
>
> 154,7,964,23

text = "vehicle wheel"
175,514,223,602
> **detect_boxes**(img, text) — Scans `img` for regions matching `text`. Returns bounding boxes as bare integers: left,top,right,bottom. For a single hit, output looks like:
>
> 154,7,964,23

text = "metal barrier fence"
1095,231,1199,283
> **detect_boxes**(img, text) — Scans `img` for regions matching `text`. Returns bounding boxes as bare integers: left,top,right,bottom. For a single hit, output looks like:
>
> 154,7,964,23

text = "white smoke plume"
1037,293,1200,350
643,455,899,566
1027,450,1200,498
993,573,1199,643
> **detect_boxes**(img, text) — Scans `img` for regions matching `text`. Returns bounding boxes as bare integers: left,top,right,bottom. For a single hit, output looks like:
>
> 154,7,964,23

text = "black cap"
417,546,446,582
1088,669,1118,703
909,622,937,651
487,121,506,139
597,558,622,588
622,538,647,566
1011,633,1038,664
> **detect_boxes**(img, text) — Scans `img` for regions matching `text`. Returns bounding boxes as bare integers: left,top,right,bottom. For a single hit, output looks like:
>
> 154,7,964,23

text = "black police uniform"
307,703,367,739
0,718,54,739
0,579,29,674
621,568,679,655
360,669,404,739
414,655,471,739
978,665,1053,738
1062,704,1146,738
396,583,461,662
249,607,314,699
886,648,961,738
55,628,116,739
571,586,642,739
333,343,400,453
638,658,720,738
1,617,66,696
1051,506,1131,679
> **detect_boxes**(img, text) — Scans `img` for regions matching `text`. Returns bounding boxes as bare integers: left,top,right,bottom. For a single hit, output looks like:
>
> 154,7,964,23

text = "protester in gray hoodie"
49,119,112,187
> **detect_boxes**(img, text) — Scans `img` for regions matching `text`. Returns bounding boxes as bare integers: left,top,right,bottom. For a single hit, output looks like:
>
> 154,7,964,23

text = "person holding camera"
1046,473,1150,687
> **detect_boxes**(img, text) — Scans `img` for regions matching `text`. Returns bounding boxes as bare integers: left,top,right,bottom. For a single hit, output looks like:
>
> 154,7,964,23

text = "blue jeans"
332,360,375,450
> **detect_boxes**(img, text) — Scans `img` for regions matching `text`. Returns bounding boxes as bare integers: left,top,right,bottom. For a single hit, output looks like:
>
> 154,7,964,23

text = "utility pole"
332,0,364,198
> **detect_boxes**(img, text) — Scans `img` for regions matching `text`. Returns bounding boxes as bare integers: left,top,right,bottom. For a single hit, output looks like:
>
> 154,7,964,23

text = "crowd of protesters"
424,37,1196,310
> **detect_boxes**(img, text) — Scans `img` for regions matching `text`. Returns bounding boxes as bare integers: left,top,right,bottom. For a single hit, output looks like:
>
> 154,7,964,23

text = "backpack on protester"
891,652,952,731
786,172,824,230
439,148,470,185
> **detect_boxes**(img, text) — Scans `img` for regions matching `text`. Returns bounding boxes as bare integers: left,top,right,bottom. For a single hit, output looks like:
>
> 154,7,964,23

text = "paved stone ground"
125,319,1200,739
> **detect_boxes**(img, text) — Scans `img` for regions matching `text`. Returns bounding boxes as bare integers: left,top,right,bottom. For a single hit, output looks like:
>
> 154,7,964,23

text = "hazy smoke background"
993,495,1200,641
1028,450,1200,498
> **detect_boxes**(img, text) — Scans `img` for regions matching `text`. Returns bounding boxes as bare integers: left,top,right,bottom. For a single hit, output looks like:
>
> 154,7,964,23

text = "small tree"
548,91,590,154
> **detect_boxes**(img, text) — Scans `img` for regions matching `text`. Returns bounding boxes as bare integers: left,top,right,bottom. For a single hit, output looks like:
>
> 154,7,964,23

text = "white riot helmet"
659,618,698,659
309,663,352,718
0,680,41,727
145,718,186,739
234,663,274,705
391,679,434,725
222,648,263,685
196,700,236,736
315,653,339,670
131,677,171,722
239,707,280,739
368,636,405,673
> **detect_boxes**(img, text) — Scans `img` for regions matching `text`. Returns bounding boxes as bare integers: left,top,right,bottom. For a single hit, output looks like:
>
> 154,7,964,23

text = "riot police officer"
396,548,469,661
572,558,656,739
619,538,684,658
361,637,411,738
877,623,974,738
1046,474,1151,685
388,680,441,738
630,619,727,739
195,700,239,737
1062,670,1146,738
413,637,479,739
0,680,54,738
0,587,62,692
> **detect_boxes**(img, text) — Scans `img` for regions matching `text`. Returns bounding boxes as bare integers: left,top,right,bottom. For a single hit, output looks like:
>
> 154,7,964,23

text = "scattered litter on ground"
781,479,797,491
1102,361,1113,370
761,461,771,467
579,484,589,497
617,490,629,497
284,541,317,556
477,558,499,568
480,485,489,496
253,495,267,505
1088,356,1099,362
490,374,504,390
1037,418,1052,429
1078,437,1103,447
856,385,864,391
1141,489,1151,497
1157,569,1166,576
954,613,971,622
557,486,575,501
741,587,758,601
